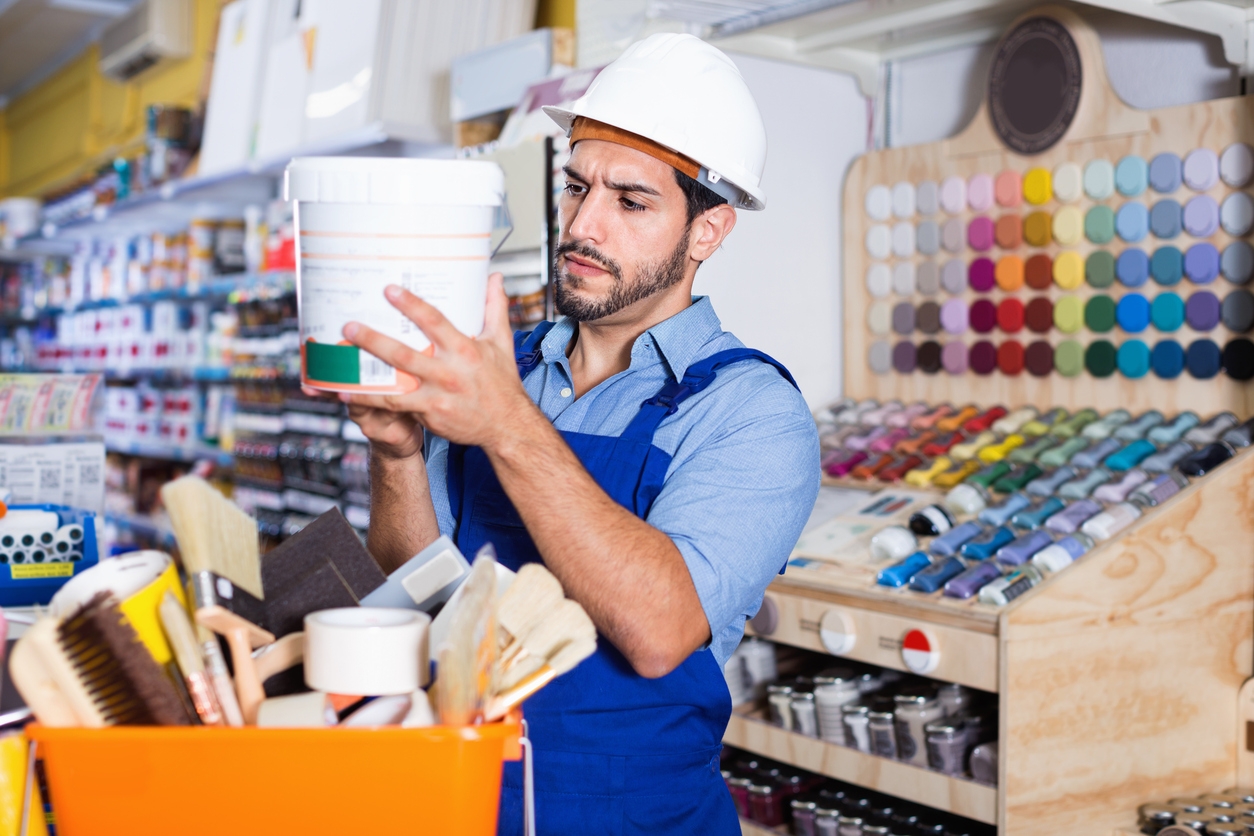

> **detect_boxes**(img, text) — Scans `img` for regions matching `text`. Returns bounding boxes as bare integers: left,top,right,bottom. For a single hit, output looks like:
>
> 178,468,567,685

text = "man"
338,33,819,835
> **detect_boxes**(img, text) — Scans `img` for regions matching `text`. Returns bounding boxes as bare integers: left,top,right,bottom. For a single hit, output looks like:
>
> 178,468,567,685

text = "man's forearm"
484,408,710,678
366,448,442,573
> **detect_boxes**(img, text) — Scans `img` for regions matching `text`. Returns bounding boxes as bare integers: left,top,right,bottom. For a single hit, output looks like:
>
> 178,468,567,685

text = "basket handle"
521,719,535,836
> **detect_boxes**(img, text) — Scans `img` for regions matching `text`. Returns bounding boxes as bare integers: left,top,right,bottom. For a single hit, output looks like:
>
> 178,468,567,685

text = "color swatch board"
843,7,1254,417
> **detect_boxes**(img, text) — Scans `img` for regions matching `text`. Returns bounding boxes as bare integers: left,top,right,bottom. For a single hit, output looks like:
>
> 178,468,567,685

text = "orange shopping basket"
24,714,536,836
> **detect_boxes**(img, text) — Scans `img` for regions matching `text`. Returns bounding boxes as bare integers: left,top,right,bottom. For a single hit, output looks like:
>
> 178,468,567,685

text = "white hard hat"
544,33,768,211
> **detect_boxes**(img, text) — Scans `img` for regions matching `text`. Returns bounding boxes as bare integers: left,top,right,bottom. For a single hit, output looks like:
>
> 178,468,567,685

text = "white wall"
694,53,867,410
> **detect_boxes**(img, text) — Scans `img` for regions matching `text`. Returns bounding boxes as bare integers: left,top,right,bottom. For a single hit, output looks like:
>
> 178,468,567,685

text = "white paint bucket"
285,157,506,394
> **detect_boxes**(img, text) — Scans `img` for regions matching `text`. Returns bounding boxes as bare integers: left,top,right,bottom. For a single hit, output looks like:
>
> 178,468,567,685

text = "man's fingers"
343,321,438,378
384,285,466,354
480,272,514,347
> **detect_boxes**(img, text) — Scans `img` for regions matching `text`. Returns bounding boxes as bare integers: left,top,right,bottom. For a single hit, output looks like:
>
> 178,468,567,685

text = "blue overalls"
446,321,799,836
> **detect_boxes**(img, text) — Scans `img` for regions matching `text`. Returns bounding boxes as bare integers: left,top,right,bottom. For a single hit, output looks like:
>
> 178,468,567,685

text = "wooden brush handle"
226,628,264,725
252,632,304,682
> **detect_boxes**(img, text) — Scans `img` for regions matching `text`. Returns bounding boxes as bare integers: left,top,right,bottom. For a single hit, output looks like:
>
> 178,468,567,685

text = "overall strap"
621,348,799,443
514,320,558,379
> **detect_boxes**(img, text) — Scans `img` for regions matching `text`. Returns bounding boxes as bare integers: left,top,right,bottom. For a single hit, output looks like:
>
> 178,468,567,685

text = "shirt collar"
539,296,724,381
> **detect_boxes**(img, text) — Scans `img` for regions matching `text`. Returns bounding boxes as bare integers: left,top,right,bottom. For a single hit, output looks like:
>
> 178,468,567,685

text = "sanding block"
360,536,471,613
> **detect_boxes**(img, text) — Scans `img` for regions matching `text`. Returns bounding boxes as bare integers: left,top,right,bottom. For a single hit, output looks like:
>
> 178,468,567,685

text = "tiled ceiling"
0,0,139,105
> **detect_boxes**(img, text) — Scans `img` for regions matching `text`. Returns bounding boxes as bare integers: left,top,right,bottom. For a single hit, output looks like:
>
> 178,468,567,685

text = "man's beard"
553,228,690,322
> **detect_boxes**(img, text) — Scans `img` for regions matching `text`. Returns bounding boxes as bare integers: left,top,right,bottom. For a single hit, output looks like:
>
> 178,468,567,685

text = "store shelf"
104,438,233,466
105,511,177,547
724,708,998,825
740,818,784,836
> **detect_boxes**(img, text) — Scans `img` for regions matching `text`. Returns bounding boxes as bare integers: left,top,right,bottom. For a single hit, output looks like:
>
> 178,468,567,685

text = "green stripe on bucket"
305,342,360,384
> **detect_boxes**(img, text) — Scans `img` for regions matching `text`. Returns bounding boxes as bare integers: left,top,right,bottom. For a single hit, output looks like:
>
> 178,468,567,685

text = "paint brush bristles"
496,564,564,648
161,476,263,599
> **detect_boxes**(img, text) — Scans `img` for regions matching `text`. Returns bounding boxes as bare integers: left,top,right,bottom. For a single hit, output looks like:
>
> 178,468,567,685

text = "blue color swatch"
1151,292,1184,332
1117,340,1150,378
1186,339,1222,379
1149,153,1182,193
1116,202,1149,242
1151,340,1185,378
1116,248,1149,287
1116,156,1148,197
1150,246,1182,286
1149,200,1182,239
1184,243,1219,284
1116,293,1151,332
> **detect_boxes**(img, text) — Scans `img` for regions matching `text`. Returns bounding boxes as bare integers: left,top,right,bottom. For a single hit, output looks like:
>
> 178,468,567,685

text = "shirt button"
560,387,572,398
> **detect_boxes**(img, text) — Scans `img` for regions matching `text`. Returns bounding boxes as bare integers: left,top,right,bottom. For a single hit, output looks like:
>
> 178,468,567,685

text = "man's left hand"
339,273,533,449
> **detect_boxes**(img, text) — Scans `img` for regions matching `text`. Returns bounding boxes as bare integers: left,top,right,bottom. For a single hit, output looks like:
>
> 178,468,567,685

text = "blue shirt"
424,297,820,666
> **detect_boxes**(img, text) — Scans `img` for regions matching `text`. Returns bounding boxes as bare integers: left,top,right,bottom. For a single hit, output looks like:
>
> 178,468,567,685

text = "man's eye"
621,198,644,212
564,183,586,196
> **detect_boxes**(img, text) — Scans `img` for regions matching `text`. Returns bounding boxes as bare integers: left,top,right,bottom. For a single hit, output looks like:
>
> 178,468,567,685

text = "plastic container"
29,716,522,836
286,157,506,394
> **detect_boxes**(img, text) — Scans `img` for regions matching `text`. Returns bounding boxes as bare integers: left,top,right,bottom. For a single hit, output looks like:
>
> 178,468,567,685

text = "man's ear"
689,204,738,262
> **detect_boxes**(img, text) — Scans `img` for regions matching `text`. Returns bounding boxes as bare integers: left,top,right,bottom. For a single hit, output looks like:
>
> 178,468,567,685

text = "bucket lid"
285,157,505,206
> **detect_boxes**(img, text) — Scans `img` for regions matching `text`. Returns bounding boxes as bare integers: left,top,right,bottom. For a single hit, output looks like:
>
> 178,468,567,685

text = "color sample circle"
1115,202,1149,242
1053,162,1083,203
1116,248,1149,288
1052,205,1084,244
1223,290,1254,332
942,341,968,374
1184,243,1219,284
867,225,892,258
1186,339,1222,379
917,181,939,215
1023,211,1052,247
918,341,942,373
1221,143,1254,188
940,298,968,333
1223,338,1254,380
970,299,997,333
1085,205,1115,244
892,182,916,218
1118,340,1151,379
942,218,965,252
996,215,1022,249
1221,192,1254,236
893,341,917,373
998,298,1025,333
867,263,892,297
1151,293,1184,332
1151,340,1184,379
1055,340,1084,376
1025,340,1054,376
1086,340,1117,377
995,170,1022,207
1183,148,1220,191
968,217,995,251
1085,295,1116,332
940,176,966,214
1086,250,1115,288
970,341,997,374
917,220,941,255
869,340,892,373
1149,153,1182,193
941,259,967,294
1026,297,1054,333
1186,291,1221,331
1025,254,1053,289
1150,246,1183,286
1023,168,1052,205
1115,156,1148,196
1084,159,1115,200
866,186,892,220
1054,296,1084,333
998,340,1025,375
996,255,1025,291
1222,242,1254,285
868,301,892,334
1149,200,1182,239
893,222,916,256
1116,294,1151,333
917,301,942,334
969,258,995,292
1053,251,1084,289
917,261,940,295
893,302,916,334
1182,194,1219,238
892,262,916,295
968,173,994,211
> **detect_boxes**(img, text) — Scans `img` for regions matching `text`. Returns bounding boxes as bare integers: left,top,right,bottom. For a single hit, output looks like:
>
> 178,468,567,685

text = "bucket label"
11,563,74,579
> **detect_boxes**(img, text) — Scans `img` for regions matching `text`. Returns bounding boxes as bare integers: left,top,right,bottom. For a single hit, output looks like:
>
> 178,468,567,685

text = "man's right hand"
300,387,424,461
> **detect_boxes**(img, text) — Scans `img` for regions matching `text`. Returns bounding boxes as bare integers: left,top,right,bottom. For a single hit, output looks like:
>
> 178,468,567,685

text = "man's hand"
338,273,533,452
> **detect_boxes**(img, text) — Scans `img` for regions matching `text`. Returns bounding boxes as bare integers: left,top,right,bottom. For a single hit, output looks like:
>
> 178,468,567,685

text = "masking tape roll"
256,691,338,728
304,608,430,696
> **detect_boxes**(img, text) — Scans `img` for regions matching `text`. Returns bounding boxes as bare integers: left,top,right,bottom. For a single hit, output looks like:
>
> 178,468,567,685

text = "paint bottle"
1020,407,1068,437
995,529,1054,565
1092,469,1150,502
814,808,841,836
767,684,795,730
1058,468,1112,499
944,483,989,516
1070,439,1122,469
929,521,983,557
837,816,865,836
1131,472,1189,507
1185,412,1239,444
1038,437,1090,468
1011,497,1065,530
869,526,918,562
1008,435,1056,464
943,561,1002,599
909,556,967,592
894,694,944,767
877,551,932,588
907,504,955,537
814,677,861,743
966,462,1012,490
979,564,1043,605
960,526,1016,560
1222,417,1254,449
1081,409,1132,439
969,742,998,785
1115,410,1165,441
1177,442,1236,477
1026,467,1076,497
1044,500,1103,534
993,464,1044,493
938,683,972,716
1104,439,1158,472
886,402,930,428
1032,533,1094,573
978,492,1032,526
925,721,968,776
1051,408,1099,438
726,777,752,816
868,710,898,759
992,406,1039,435
1141,442,1194,474
1148,412,1200,445
842,705,872,752
791,801,819,836
1081,502,1143,542
748,784,785,827
791,692,819,738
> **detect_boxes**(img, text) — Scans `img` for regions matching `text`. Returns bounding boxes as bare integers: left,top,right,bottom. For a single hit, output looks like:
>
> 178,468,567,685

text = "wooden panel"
749,586,1000,692
842,5,1254,418
999,449,1254,835
725,709,999,824
740,818,784,836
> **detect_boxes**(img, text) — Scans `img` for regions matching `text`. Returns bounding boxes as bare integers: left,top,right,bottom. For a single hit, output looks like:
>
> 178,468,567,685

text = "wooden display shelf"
740,818,785,836
725,706,999,824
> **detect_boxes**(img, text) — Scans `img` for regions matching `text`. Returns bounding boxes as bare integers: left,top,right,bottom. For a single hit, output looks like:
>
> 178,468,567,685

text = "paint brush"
436,549,499,726
9,618,105,727
161,475,263,599
484,636,598,721
198,624,244,727
158,592,223,726
499,598,595,672
496,563,564,653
